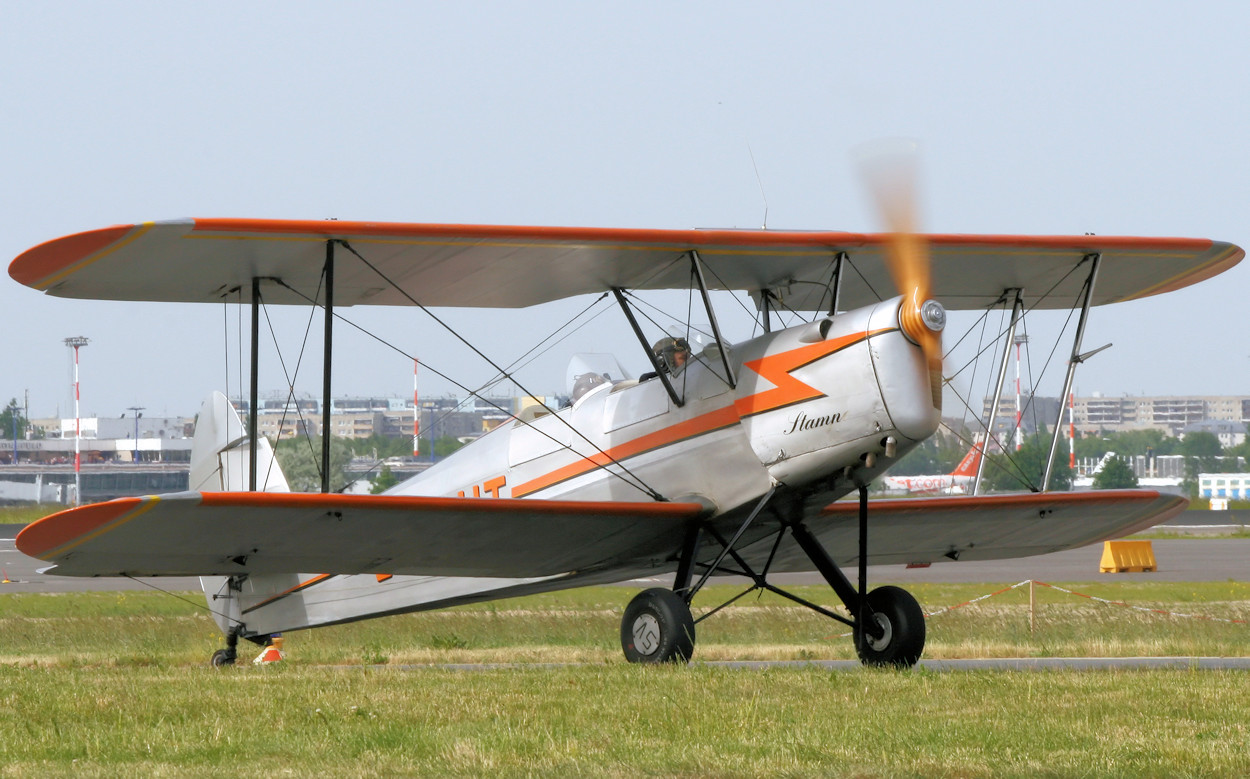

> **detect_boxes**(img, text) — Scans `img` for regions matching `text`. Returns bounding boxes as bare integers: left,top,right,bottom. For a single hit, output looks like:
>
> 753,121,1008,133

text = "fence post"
1029,580,1036,634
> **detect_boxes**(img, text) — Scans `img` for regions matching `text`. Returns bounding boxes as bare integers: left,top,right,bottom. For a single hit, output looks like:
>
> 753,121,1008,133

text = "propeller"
856,140,946,410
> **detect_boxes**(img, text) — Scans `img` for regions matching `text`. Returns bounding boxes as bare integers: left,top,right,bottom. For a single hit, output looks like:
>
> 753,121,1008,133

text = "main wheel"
620,588,696,664
855,585,926,668
210,648,236,668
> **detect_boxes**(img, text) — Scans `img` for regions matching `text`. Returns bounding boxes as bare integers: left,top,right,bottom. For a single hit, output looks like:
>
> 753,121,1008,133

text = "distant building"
1198,473,1250,500
1181,419,1247,449
980,394,1062,440
232,393,537,441
1070,394,1250,436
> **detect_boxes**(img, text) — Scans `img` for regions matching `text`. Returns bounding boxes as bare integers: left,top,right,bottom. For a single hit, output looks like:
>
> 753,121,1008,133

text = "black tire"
855,585,925,668
210,648,236,668
620,588,696,664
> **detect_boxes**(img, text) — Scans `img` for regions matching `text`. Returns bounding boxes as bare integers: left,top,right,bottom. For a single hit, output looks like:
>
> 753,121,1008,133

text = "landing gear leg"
790,485,926,667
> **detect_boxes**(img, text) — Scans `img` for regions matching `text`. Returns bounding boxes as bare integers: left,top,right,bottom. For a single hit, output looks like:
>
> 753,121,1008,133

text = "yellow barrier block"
1099,540,1157,573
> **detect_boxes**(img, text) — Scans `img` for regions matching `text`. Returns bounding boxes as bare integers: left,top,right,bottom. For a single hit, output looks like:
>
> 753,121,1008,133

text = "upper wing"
17,491,705,578
776,489,1187,568
10,219,1241,311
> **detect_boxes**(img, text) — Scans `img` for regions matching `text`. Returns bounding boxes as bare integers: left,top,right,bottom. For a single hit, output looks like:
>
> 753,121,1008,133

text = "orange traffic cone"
1,567,11,584
253,634,285,664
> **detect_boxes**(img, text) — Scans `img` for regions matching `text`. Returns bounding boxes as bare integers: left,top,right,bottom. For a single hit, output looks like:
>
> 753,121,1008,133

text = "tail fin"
190,391,289,493
191,391,551,642
193,391,290,638
950,443,984,478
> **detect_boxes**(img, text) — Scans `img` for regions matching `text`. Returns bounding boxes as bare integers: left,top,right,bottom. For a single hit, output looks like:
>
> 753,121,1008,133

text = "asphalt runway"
417,657,1250,672
4,523,1247,594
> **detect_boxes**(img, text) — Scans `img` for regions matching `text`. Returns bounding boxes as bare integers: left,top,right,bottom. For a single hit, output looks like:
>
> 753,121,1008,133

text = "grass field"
2,581,1250,776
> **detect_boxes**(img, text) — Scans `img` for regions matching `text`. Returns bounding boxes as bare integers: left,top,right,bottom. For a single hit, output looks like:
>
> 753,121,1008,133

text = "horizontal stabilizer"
17,492,704,578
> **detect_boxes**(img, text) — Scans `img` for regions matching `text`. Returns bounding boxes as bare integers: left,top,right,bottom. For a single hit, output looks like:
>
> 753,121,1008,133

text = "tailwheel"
855,585,926,668
210,626,241,668
621,588,696,664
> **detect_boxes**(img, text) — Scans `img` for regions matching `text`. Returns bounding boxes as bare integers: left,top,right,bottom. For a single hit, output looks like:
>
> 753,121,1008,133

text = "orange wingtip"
16,497,156,559
9,224,140,289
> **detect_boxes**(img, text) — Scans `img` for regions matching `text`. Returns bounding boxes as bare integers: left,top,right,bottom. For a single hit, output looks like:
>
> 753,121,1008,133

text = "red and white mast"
64,336,89,505
1068,392,1076,469
413,359,420,457
1012,334,1027,450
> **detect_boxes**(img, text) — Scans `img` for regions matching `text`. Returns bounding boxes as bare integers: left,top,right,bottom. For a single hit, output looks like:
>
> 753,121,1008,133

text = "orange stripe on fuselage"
511,405,741,497
510,329,888,498
242,573,334,615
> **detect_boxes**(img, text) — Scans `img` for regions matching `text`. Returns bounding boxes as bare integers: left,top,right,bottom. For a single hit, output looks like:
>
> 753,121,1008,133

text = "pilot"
570,372,608,403
651,336,691,375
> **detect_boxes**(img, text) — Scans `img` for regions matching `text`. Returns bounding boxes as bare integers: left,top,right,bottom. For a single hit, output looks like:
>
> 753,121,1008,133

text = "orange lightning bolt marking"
734,328,892,418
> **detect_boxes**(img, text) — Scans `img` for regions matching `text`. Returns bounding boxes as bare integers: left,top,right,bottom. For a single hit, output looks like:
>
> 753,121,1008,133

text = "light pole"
64,336,89,505
127,406,145,464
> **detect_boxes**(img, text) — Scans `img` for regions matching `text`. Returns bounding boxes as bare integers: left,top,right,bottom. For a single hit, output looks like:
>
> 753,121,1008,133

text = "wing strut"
1044,253,1101,490
828,251,846,317
613,288,684,407
321,240,335,494
248,277,260,492
688,250,736,388
974,289,1024,495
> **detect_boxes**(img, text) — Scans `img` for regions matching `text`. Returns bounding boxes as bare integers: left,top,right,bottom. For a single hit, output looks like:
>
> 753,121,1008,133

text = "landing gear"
855,585,926,667
621,588,696,664
621,484,927,667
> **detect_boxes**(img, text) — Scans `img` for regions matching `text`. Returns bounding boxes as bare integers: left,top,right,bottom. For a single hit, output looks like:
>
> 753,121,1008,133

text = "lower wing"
793,489,1184,568
17,492,705,578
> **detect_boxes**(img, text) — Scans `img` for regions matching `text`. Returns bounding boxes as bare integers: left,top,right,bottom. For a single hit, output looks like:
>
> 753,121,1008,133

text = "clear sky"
2,2,1247,421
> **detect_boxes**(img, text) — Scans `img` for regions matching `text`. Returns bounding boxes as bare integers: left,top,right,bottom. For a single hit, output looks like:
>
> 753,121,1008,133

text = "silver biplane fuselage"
396,296,939,516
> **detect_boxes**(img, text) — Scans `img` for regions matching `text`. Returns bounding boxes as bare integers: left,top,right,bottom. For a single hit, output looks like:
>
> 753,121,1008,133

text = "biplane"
9,210,1242,668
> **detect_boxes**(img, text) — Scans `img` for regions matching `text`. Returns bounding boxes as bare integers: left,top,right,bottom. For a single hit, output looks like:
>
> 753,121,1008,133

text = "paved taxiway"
4,522,1248,594
410,657,1250,672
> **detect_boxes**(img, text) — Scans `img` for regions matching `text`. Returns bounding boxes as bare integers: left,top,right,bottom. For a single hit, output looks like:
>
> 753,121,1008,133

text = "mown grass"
5,504,1250,775
1,582,1249,775
0,504,57,526
1134,528,1250,539
2,664,1249,776
3,581,1250,667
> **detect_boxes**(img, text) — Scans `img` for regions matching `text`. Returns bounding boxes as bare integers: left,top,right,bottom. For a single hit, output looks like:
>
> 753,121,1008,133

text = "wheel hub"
865,612,893,652
632,613,661,655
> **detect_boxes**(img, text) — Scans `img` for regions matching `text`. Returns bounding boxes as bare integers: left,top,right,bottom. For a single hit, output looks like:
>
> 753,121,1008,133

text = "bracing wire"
268,280,656,496
125,575,244,627
260,271,328,489
280,247,667,501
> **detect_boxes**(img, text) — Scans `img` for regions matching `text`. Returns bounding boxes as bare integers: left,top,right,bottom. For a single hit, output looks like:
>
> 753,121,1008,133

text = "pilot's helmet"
571,372,607,402
651,336,691,374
